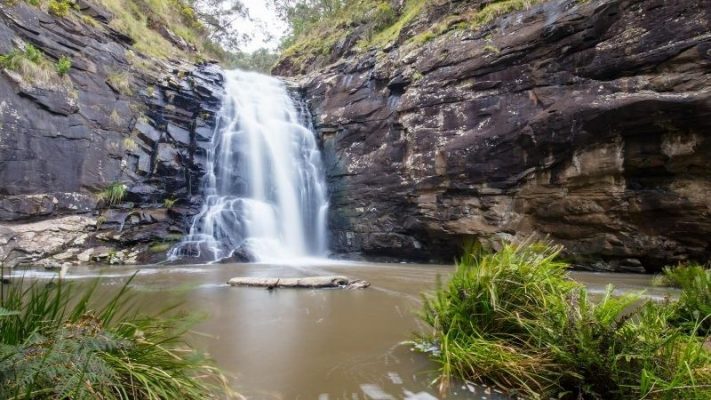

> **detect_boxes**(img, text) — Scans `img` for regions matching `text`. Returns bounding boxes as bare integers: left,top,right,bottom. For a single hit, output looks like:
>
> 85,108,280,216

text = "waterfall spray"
170,70,329,263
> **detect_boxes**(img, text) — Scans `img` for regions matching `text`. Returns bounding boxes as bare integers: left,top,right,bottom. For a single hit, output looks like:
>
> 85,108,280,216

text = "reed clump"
0,276,237,399
415,241,711,399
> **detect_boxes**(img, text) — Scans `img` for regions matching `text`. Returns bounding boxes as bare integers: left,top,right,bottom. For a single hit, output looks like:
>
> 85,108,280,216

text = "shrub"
55,54,71,75
0,44,71,89
23,43,43,63
0,44,43,70
48,0,74,17
98,182,127,206
164,198,177,208
0,276,236,399
415,241,711,399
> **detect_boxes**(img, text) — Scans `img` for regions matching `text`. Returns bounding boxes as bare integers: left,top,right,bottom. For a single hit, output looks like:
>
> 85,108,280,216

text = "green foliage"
415,241,711,399
48,0,75,17
0,44,71,89
55,55,71,75
658,264,711,336
98,0,227,61
23,43,43,63
0,277,236,399
469,0,542,29
163,198,177,208
0,44,42,70
278,0,548,71
223,48,280,74
276,0,426,71
98,182,127,206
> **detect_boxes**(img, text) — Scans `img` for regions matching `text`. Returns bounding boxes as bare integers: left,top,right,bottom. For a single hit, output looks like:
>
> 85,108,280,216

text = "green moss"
149,242,172,253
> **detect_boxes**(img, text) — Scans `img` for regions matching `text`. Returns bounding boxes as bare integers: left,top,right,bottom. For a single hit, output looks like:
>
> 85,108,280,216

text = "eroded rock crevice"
0,2,224,268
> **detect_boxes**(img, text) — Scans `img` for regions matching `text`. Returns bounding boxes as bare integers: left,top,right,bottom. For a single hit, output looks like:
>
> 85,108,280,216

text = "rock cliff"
279,0,711,272
0,1,223,267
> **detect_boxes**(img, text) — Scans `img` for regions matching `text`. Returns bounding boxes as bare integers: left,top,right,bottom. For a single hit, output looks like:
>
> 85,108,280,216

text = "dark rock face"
0,2,223,267
288,0,711,272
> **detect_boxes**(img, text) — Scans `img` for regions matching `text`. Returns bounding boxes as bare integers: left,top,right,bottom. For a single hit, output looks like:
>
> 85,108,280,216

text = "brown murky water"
10,261,672,400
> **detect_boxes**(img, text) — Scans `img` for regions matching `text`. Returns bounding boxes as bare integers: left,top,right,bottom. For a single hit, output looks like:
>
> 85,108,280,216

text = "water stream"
9,263,673,399
170,70,329,263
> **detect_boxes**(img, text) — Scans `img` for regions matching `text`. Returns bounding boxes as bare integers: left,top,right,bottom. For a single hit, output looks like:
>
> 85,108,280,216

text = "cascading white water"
169,70,329,263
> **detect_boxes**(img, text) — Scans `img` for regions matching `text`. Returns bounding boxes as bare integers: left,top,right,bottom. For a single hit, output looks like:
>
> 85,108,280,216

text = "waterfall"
169,70,329,263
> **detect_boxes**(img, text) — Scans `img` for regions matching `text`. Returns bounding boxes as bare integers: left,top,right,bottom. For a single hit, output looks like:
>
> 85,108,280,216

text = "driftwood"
227,276,370,289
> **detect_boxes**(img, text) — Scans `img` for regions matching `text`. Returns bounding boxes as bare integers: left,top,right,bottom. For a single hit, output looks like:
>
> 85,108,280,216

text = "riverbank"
4,260,680,399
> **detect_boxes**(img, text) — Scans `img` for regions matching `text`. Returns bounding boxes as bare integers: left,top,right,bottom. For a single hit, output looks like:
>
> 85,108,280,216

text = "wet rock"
0,3,224,267
227,276,371,289
286,0,711,271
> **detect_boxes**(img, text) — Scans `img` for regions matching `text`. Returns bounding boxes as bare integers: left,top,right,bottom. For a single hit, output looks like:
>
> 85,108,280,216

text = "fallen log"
227,276,370,289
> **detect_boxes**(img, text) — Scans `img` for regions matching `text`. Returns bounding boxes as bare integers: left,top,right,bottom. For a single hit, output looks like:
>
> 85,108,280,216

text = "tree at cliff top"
271,0,549,73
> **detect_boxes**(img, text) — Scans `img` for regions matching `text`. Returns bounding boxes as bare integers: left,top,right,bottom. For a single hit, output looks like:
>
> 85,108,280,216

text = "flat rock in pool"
227,276,370,289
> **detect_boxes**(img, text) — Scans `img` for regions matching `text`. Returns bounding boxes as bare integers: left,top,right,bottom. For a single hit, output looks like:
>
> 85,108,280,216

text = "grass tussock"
96,0,220,61
107,71,133,95
415,241,711,399
98,182,127,206
655,264,711,336
0,44,72,90
0,275,238,399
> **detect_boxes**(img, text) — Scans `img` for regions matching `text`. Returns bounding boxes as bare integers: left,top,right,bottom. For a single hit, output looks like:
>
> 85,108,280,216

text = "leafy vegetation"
98,182,127,206
223,48,280,73
415,241,711,399
0,43,71,89
277,0,545,71
655,264,711,336
0,276,236,399
48,0,75,16
55,55,72,75
163,198,177,208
